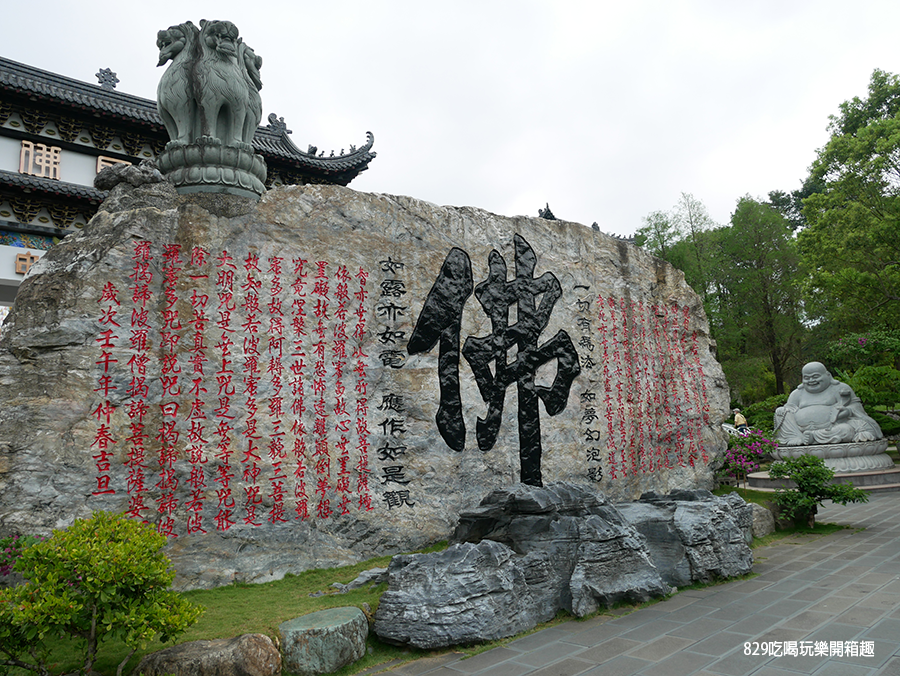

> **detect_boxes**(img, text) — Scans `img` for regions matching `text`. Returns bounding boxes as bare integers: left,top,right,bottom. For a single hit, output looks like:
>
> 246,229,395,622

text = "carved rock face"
0,183,729,589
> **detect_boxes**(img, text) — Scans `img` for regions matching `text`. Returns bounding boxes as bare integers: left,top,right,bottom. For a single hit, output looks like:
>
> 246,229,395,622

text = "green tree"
800,68,900,332
0,512,202,676
634,209,681,260
675,192,717,303
716,197,806,395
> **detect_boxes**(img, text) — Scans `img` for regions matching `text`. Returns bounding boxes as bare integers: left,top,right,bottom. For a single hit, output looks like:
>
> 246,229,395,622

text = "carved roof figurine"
538,203,556,220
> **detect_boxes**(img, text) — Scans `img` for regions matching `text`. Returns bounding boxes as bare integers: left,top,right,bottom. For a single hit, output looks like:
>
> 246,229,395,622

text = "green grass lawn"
13,547,446,676
9,491,853,676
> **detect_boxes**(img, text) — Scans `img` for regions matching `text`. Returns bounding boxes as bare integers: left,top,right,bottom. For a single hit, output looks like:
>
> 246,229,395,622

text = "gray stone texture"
618,490,753,586
279,607,368,676
134,634,281,676
0,183,729,588
751,502,776,538
375,484,754,648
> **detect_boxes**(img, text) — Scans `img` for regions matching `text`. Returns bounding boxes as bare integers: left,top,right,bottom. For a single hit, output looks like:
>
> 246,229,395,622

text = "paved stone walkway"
373,493,900,676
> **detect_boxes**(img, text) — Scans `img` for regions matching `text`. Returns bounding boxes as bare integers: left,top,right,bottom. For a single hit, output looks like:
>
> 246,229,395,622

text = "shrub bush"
0,511,202,676
870,410,900,437
718,429,778,486
0,535,43,577
768,454,868,528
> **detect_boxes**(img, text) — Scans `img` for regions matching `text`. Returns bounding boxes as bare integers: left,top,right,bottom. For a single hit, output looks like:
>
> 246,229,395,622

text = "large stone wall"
0,181,729,589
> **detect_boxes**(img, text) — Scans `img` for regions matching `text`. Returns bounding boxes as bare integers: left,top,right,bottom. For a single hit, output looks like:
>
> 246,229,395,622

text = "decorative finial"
267,113,292,135
538,203,556,220
96,68,119,90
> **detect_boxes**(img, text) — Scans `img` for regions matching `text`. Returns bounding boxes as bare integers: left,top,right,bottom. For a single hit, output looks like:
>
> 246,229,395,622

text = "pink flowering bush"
0,535,43,577
719,429,778,486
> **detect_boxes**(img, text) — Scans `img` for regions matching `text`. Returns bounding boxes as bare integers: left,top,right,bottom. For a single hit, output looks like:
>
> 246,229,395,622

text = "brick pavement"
368,492,900,676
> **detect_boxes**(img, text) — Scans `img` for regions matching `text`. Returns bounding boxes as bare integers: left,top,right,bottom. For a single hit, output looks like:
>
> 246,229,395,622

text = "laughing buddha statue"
774,362,883,447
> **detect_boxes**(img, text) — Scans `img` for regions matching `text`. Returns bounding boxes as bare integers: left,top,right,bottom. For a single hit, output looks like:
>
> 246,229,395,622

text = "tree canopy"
800,68,900,332
639,68,900,408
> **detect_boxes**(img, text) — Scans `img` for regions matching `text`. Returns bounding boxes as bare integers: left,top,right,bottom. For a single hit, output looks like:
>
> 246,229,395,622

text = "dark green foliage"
833,366,900,410
639,194,806,404
0,535,43,577
0,512,202,676
870,411,900,437
742,394,789,434
825,329,900,371
800,69,900,332
769,455,869,528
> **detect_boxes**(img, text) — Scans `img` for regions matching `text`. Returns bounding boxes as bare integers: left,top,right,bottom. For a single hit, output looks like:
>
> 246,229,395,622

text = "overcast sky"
5,0,900,236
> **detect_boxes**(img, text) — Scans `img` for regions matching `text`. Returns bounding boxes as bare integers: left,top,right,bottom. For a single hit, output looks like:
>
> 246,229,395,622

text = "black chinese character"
406,248,473,452
377,443,408,462
379,418,407,436
380,257,406,274
377,303,407,322
381,465,410,485
382,490,415,509
380,279,407,297
377,328,407,345
378,394,405,412
379,350,406,369
408,235,580,486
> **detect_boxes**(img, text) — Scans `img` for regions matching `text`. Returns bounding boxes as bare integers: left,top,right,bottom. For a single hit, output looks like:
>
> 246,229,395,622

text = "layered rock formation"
0,181,729,588
374,484,752,648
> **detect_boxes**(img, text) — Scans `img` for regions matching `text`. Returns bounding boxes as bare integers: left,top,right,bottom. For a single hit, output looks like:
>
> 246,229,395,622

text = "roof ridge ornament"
95,68,119,90
266,112,291,136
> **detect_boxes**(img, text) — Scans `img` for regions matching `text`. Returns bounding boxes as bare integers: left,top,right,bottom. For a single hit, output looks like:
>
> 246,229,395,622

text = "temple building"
0,56,376,311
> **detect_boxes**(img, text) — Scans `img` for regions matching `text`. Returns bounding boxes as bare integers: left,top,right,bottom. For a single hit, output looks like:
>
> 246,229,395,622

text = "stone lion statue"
156,19,263,148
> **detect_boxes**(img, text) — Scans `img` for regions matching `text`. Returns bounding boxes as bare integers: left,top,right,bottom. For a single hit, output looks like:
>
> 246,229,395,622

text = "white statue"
774,362,882,446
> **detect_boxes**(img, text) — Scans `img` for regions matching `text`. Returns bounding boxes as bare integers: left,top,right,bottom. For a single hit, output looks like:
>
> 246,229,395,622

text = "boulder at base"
134,634,281,676
374,484,754,648
279,607,368,676
617,489,753,587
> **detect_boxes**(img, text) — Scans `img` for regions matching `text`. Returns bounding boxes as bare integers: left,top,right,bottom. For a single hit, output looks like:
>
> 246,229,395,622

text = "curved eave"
254,129,376,175
0,169,107,204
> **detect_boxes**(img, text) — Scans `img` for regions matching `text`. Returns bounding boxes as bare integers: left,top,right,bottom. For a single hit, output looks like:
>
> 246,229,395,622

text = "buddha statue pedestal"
771,439,892,473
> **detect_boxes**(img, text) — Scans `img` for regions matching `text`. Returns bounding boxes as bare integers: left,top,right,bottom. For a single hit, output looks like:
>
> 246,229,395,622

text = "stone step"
748,466,900,492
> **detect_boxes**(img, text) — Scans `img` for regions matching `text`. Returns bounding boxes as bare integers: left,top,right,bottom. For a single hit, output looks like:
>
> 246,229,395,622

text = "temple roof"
0,56,376,185
0,169,106,204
